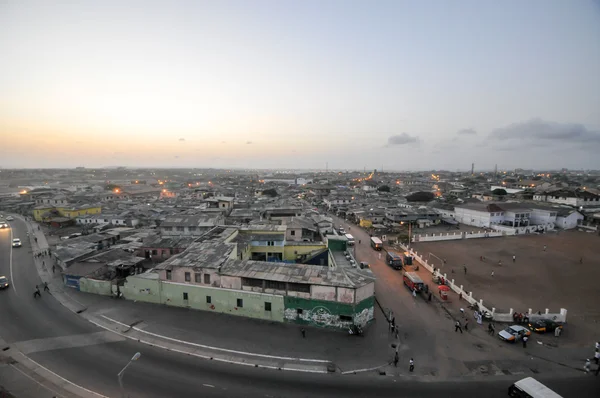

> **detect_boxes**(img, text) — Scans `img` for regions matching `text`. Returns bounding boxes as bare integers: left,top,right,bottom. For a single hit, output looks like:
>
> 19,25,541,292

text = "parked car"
0,276,9,289
498,325,531,342
5,216,14,221
527,319,563,334
12,238,22,248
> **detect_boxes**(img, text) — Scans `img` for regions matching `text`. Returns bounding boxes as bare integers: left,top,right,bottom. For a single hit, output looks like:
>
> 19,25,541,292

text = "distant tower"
495,164,498,177
471,163,474,175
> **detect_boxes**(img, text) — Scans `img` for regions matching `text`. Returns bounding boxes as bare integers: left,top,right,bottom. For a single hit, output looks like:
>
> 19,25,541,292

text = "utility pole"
471,163,474,176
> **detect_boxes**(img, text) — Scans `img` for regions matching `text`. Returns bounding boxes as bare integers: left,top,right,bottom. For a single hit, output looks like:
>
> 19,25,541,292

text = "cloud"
246,141,253,144
489,119,600,143
386,133,419,146
178,138,185,142
456,128,477,135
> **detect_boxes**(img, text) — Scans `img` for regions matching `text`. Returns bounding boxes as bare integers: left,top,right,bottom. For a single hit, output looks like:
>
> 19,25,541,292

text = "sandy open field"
412,230,600,342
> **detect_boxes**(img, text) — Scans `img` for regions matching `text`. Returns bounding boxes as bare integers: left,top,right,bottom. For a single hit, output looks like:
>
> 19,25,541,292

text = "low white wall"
399,243,567,324
412,232,463,242
464,231,503,239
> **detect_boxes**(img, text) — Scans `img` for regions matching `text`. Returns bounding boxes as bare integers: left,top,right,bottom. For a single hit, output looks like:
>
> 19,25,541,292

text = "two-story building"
534,189,600,208
160,214,224,236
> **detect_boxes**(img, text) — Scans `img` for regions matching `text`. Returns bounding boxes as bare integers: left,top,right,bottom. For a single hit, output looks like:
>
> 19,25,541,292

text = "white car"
6,216,14,221
498,325,531,342
12,238,22,248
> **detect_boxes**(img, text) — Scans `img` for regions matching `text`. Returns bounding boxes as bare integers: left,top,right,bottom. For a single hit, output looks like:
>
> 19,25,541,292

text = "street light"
118,352,141,398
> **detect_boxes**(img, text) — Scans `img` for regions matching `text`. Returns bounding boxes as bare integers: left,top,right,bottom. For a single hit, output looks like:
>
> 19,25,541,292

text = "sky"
1,0,599,171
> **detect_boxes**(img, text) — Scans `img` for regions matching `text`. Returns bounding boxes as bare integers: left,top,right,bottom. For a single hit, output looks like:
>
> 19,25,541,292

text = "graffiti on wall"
284,305,354,328
354,307,374,327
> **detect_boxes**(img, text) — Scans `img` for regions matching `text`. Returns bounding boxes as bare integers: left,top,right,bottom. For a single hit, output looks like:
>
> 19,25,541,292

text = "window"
166,270,172,280
176,226,185,231
237,298,243,308
206,296,212,304
265,302,272,311
183,292,188,300
265,280,286,290
188,226,197,231
184,272,191,282
242,278,263,288
152,249,158,255
163,226,173,231
288,283,310,293
195,273,202,283
290,230,296,236
204,274,211,284
339,315,353,322
297,308,303,315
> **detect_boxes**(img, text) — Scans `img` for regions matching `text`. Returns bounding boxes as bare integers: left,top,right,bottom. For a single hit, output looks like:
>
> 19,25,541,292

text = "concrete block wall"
412,232,463,242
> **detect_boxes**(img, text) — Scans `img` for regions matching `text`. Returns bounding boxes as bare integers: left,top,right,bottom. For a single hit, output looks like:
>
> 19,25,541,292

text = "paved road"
1,217,598,397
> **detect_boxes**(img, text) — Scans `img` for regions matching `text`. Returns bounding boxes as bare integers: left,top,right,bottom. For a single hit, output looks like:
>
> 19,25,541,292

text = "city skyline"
1,0,600,170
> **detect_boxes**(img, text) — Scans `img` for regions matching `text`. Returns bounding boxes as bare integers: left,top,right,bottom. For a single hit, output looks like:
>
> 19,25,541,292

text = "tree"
262,188,278,197
492,188,507,196
406,191,435,202
377,185,390,192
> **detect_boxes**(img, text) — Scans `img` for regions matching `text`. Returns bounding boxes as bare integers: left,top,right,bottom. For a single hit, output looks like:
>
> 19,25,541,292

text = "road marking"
9,225,17,294
101,314,330,363
88,319,328,373
14,331,126,355
9,363,66,398
203,384,215,388
13,351,110,398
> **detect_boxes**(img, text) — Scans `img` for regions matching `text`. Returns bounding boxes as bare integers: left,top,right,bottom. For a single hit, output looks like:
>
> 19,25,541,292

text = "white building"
534,190,600,208
555,209,584,229
454,203,506,228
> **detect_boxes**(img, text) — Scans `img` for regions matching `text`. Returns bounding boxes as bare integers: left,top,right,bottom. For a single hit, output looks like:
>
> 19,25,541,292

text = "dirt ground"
412,230,600,343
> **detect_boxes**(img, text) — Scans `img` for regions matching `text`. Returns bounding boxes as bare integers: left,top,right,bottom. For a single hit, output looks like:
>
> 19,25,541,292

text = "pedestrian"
459,292,462,301
512,255,516,263
543,245,547,251
498,260,502,266
554,326,561,337
412,289,416,298
488,323,495,335
301,328,306,338
594,350,600,365
409,358,414,372
394,351,399,367
596,342,600,351
358,240,361,244
455,320,462,333
395,325,399,340
463,265,467,275
52,265,56,274
33,286,41,298
491,271,494,277
464,319,469,331
428,292,432,302
43,282,49,292
584,359,591,373
34,237,38,243
42,261,45,267
480,256,483,261
522,335,528,348
580,257,583,264
391,317,396,331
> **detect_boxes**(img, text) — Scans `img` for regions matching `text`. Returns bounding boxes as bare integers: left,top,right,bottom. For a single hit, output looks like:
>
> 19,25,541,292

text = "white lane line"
9,225,17,294
88,319,328,374
101,314,330,363
203,384,215,388
15,352,110,398
9,364,66,398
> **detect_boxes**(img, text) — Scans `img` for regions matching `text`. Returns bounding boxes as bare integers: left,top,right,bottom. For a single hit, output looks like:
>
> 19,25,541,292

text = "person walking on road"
42,260,45,267
455,320,463,333
464,319,469,331
358,240,361,244
301,328,306,338
34,236,38,243
512,255,516,263
522,335,528,348
33,286,41,298
409,358,414,372
52,265,56,274
543,245,547,252
395,325,399,340
488,323,495,335
594,349,600,365
584,359,591,373
394,351,399,367
491,271,494,277
463,265,467,275
43,282,50,292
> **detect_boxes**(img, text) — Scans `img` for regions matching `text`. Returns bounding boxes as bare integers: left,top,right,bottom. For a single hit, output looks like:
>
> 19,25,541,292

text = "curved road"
0,217,596,398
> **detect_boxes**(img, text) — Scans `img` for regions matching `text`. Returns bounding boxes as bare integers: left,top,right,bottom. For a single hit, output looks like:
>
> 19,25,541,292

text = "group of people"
584,342,600,376
512,311,529,324
33,282,50,298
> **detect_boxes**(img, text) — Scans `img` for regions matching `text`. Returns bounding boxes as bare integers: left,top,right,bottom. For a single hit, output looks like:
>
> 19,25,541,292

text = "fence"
397,243,567,323
412,230,503,242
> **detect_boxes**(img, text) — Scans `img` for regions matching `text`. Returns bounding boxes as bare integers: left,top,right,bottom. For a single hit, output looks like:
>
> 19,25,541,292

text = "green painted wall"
122,275,162,304
283,295,374,329
160,282,284,322
79,278,112,296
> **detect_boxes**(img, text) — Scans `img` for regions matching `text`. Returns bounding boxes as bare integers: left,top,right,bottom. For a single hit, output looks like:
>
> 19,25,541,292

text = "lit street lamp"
118,352,141,398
